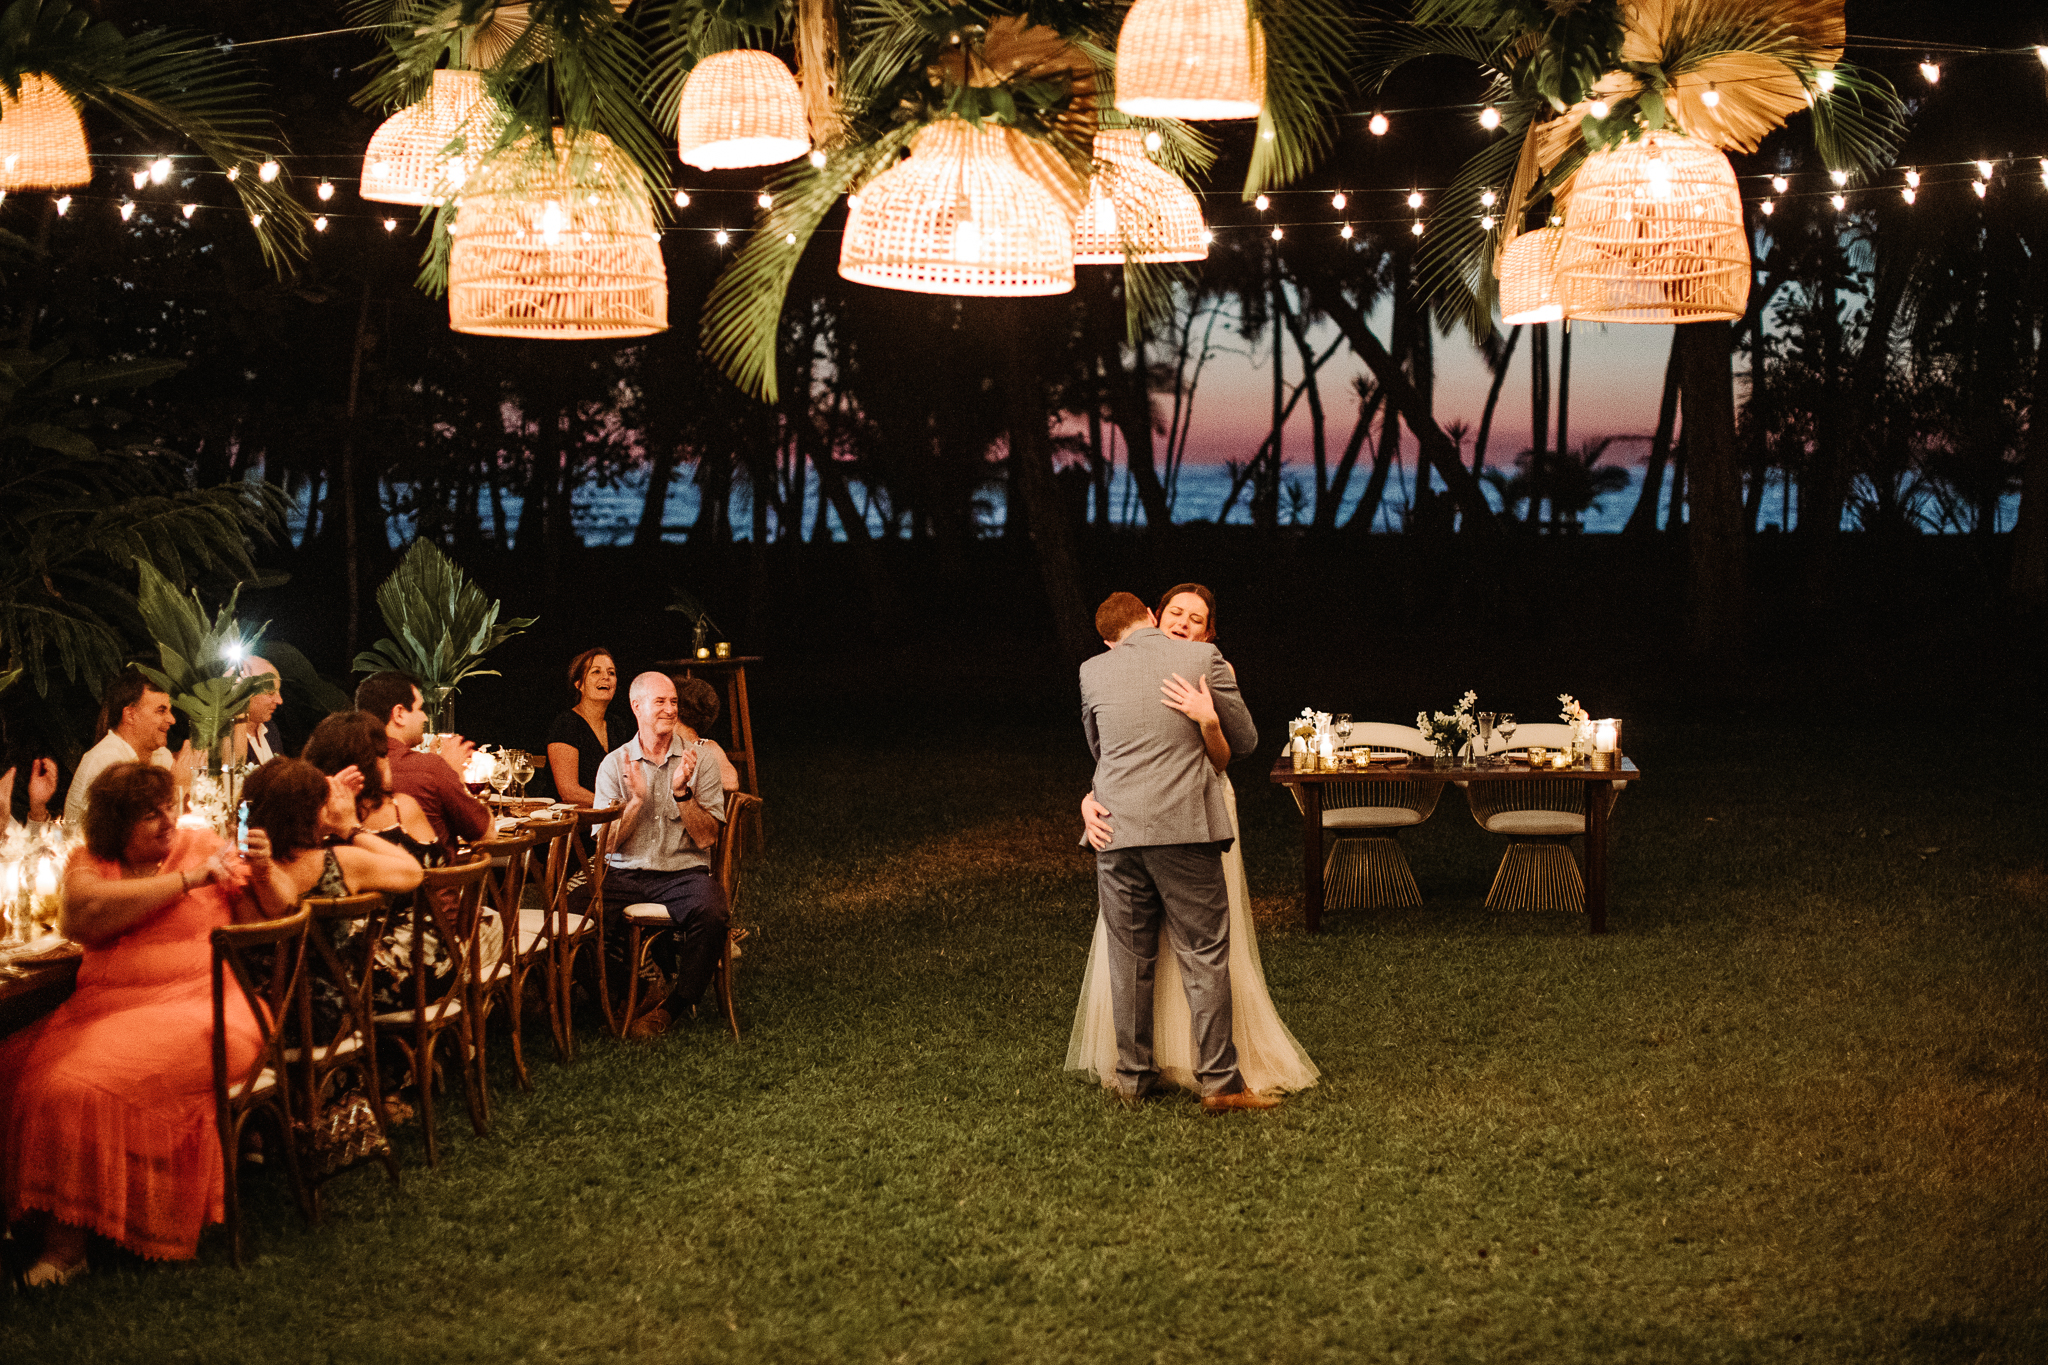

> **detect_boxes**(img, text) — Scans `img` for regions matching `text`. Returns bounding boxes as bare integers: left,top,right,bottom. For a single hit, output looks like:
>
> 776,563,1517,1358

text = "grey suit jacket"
1080,628,1258,851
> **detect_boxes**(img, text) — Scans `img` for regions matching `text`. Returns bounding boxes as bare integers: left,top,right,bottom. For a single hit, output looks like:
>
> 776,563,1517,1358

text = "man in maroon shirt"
355,671,491,847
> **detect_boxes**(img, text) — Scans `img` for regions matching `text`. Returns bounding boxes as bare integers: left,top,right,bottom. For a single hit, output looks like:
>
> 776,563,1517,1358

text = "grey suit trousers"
1096,842,1242,1098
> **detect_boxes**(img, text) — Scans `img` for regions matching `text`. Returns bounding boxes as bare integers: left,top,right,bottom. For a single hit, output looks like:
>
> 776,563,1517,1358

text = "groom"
1078,592,1275,1113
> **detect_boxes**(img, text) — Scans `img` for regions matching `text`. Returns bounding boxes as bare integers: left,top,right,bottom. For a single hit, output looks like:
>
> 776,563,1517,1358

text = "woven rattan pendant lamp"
448,131,668,338
1072,129,1208,264
1113,0,1265,120
1497,226,1564,325
0,74,92,190
677,50,810,171
361,69,501,206
838,118,1074,297
1553,130,1748,324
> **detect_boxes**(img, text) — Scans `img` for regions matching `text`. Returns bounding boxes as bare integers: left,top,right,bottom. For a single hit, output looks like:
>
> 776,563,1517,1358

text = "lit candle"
1594,719,1619,753
715,642,731,659
33,855,57,903
695,646,711,660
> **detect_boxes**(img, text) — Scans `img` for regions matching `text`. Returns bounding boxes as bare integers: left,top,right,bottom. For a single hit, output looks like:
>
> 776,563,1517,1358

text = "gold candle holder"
714,641,731,659
1589,749,1615,772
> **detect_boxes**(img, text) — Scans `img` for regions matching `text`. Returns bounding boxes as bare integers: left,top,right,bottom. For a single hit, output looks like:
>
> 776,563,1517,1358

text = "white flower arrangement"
1289,707,1331,742
1558,693,1590,726
1416,690,1478,747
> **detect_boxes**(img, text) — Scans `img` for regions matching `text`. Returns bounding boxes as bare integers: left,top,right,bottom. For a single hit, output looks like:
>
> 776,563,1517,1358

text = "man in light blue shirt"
581,671,727,1038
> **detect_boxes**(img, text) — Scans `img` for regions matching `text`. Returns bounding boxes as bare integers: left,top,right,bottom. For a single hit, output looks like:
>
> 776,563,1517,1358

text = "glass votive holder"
715,641,731,659
695,646,711,660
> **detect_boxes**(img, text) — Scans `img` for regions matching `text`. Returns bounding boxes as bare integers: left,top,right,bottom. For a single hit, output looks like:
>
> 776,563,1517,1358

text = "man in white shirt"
63,668,194,825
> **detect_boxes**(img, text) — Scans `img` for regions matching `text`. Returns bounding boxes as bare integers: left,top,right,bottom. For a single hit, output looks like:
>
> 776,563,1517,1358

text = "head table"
1270,755,1642,934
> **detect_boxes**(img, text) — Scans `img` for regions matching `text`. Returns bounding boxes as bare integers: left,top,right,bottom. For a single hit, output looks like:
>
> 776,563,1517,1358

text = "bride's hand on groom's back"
1081,792,1114,851
1160,672,1218,726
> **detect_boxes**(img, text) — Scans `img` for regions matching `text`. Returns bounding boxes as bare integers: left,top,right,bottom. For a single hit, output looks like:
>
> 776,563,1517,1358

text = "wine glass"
510,751,534,799
1496,713,1517,761
1476,712,1496,767
488,751,513,802
1334,713,1353,751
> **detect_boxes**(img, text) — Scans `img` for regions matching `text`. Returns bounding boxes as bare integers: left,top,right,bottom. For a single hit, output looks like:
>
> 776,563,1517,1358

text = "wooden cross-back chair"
1288,722,1441,910
287,889,399,1222
467,827,537,1099
372,852,492,1168
617,791,763,1044
211,906,312,1268
521,805,622,1059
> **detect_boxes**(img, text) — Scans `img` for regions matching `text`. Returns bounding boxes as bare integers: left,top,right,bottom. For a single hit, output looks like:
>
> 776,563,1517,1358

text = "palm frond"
352,539,536,720
1411,112,1529,338
1241,0,1354,199
132,561,273,752
1803,64,1904,180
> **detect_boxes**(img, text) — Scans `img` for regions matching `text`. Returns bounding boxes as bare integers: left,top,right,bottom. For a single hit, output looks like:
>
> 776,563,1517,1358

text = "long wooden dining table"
1270,754,1642,935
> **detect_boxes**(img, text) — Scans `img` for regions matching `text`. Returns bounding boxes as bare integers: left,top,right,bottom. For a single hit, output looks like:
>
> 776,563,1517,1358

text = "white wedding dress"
1065,774,1320,1095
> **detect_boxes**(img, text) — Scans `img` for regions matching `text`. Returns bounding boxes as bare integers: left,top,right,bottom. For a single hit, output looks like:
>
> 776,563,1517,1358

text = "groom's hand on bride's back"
1081,792,1115,851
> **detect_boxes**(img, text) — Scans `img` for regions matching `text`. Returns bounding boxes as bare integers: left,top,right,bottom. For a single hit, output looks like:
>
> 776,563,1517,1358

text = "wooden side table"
658,655,762,843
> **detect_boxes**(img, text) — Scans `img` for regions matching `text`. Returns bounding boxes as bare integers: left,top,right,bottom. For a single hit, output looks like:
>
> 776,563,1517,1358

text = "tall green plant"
352,540,536,729
132,562,275,763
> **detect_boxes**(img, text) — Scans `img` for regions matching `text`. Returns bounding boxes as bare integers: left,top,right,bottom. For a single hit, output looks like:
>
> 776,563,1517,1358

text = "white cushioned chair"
1289,721,1440,910
1463,722,1622,913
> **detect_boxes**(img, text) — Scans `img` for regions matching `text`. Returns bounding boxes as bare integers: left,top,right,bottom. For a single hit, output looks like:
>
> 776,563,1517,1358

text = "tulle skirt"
1065,780,1318,1095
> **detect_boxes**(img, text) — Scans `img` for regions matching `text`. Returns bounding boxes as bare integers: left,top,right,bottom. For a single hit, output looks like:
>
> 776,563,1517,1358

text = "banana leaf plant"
351,539,536,732
132,562,275,771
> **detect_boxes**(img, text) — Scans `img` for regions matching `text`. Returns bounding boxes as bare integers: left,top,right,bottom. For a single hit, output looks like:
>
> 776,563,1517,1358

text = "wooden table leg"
1300,782,1324,934
1585,779,1611,934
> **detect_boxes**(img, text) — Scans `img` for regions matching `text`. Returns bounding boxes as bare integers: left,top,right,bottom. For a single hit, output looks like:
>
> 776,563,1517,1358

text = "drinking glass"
1334,714,1353,750
488,753,512,801
1476,712,1496,767
511,752,534,798
1496,713,1517,760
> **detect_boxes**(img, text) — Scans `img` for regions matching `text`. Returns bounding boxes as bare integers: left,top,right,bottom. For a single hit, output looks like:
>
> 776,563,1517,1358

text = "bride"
1066,583,1320,1096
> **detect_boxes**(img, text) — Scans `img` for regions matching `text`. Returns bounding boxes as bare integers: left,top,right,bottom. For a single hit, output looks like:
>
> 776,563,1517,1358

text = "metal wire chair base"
1324,835,1423,909
1484,839,1585,913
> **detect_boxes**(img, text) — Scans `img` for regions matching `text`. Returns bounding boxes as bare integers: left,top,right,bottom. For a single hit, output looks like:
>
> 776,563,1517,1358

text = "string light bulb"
756,191,773,209
713,228,730,245
2039,45,2048,69
1972,181,1987,199
1901,187,1915,205
249,213,262,226
809,150,827,168
1904,169,1920,188
1330,191,1346,210
1368,112,1388,136
1478,105,1500,130
1480,214,1495,230
150,157,170,184
1829,169,1847,187
317,180,334,201
314,215,328,231
1814,70,1836,94
1760,200,1774,215
225,166,239,182
1771,175,1789,194
673,189,691,207
784,231,796,244
131,169,148,190
1200,228,1214,244
119,201,134,220
1270,225,1283,240
1254,194,1269,211
1830,192,1845,210
258,159,279,182
383,218,397,231
1918,61,1939,85
1339,223,1353,239
1406,190,1423,209
1479,189,1496,207
1702,83,1721,108
1588,100,1610,119
180,202,195,218
1975,159,1993,180
53,195,68,215
1410,220,1424,236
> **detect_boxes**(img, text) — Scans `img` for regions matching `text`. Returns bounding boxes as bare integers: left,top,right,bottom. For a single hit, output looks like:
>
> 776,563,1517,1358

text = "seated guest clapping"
2,753,58,834
353,671,489,847
0,763,258,1283
573,672,727,1040
301,712,442,865
548,647,625,807
62,667,197,826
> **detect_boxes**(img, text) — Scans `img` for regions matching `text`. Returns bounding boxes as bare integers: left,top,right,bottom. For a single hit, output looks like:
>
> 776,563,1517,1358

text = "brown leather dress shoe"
1201,1090,1282,1113
627,1007,671,1040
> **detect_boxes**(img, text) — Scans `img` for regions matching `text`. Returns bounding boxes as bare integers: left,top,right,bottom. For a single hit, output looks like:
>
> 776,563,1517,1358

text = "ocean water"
315,460,2017,549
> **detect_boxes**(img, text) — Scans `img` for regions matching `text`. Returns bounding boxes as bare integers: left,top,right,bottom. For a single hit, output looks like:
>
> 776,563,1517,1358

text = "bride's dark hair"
1155,583,1218,642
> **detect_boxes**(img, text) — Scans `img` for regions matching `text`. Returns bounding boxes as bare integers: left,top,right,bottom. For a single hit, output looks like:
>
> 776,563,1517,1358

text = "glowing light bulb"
1339,224,1353,239
226,166,240,182
784,232,796,244
1829,169,1847,187
1760,200,1775,215
1646,156,1673,200
809,150,826,168
314,215,328,231
1702,84,1721,108
1771,175,1789,194
1904,169,1920,188
1144,131,1162,152
317,180,335,201
131,169,149,190
674,189,691,208
1479,189,1497,207
120,202,135,221
1092,195,1116,235
249,213,263,226
1254,194,1269,211
539,199,565,245
1479,105,1500,130
1975,159,1993,180
258,159,280,182
757,192,773,209
714,228,730,246
1406,190,1423,209
1901,187,1915,205
54,196,69,215
1260,129,1274,141
1919,61,1939,85
1331,191,1346,210
383,218,397,232
150,157,170,184
951,198,981,262
1972,181,1987,199
1588,100,1610,119
2039,45,2048,69
1410,220,1424,236
180,202,196,218
1368,113,1389,136
1480,214,1495,230
1270,226,1283,241
1200,228,1214,244
1830,193,1845,210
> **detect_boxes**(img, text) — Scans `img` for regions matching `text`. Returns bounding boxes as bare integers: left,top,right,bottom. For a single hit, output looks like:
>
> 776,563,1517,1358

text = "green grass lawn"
5,722,2044,1363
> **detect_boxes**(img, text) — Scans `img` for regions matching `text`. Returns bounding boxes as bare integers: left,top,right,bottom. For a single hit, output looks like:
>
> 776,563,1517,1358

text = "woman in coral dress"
1066,584,1319,1097
0,762,259,1283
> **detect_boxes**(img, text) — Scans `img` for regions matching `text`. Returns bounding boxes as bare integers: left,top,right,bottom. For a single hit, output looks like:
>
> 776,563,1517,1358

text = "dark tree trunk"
635,442,680,548
341,285,372,661
1678,322,1746,658
1471,325,1521,482
1625,334,1682,537
1528,322,1550,528
1003,302,1094,667
1348,398,1402,532
1103,324,1172,534
1317,384,1381,533
2012,336,2048,609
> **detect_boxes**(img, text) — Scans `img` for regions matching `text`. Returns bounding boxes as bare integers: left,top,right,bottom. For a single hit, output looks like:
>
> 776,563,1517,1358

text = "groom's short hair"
1094,593,1151,643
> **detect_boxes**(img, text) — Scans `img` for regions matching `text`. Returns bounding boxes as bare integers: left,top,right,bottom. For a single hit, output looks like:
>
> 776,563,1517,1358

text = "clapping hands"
669,747,699,798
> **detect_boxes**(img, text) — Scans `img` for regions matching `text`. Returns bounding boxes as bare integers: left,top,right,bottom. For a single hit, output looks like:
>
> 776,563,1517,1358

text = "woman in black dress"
547,647,625,807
